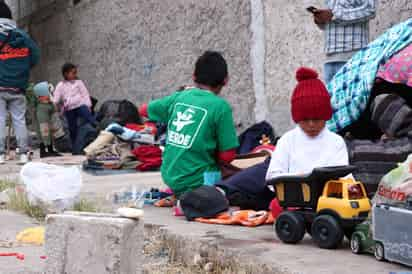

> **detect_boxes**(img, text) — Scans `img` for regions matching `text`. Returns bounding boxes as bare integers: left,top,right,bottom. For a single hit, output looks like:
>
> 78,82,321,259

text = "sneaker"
19,154,29,165
0,154,5,165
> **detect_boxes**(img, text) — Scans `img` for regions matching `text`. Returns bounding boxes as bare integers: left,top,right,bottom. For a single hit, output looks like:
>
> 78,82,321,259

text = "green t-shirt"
148,88,239,195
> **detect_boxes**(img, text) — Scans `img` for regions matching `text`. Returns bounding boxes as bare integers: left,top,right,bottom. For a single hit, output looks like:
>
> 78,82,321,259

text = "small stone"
117,207,144,219
204,262,214,272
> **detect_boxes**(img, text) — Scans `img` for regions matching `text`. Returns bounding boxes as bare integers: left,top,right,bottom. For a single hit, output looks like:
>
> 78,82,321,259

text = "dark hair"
194,51,228,88
0,2,12,19
62,63,77,79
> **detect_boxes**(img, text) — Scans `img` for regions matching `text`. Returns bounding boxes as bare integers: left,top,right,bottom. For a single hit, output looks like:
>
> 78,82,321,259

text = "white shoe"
0,154,5,165
19,154,29,165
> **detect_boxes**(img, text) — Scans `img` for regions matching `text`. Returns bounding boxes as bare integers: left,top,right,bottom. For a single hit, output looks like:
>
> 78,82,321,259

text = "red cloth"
125,122,157,135
217,149,236,163
132,145,162,171
269,198,283,219
291,67,332,123
139,103,148,118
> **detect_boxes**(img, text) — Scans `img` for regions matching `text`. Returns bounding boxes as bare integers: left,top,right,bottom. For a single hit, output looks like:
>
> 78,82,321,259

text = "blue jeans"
65,105,96,145
324,61,346,84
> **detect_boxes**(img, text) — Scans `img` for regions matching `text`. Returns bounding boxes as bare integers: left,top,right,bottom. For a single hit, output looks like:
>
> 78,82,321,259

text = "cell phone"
306,6,317,13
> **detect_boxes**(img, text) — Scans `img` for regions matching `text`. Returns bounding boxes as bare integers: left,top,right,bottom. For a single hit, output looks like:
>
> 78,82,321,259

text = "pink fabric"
377,43,412,87
52,80,92,111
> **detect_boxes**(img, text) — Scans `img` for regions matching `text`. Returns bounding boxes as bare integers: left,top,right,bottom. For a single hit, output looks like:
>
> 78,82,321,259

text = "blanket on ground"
195,210,274,227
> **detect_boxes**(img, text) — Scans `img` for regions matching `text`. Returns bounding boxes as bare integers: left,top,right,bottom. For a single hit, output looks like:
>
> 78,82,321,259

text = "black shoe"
40,143,50,158
47,145,63,157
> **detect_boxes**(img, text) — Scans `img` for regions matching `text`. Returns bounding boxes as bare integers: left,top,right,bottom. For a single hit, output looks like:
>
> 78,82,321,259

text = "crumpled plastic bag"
20,162,82,211
16,226,45,245
373,154,412,206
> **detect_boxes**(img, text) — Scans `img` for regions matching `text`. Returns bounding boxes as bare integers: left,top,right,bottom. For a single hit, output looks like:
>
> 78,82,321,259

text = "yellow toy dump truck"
267,166,371,249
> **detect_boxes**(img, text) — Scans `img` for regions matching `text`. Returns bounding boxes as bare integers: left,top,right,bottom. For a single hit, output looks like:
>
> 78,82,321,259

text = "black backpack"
96,100,142,130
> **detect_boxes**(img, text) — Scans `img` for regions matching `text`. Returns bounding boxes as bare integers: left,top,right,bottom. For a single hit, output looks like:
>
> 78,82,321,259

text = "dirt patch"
142,226,284,274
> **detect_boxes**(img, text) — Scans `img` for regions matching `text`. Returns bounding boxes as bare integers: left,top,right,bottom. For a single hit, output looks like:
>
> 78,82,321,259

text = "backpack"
96,100,142,130
237,121,277,154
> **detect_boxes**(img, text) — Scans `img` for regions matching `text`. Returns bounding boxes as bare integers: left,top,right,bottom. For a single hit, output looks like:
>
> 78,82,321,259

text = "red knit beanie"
291,67,332,123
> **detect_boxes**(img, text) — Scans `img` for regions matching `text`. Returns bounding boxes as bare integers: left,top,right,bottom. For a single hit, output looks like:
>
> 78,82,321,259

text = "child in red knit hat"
266,67,349,181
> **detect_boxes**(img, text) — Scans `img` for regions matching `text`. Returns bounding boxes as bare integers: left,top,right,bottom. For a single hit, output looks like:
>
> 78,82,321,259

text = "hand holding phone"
306,6,317,14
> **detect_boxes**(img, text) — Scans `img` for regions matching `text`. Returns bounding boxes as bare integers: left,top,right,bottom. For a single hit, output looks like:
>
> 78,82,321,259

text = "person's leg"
36,103,50,158
65,108,79,146
76,105,97,126
0,94,7,158
36,103,52,146
50,106,65,140
46,104,62,157
324,61,346,84
8,93,28,154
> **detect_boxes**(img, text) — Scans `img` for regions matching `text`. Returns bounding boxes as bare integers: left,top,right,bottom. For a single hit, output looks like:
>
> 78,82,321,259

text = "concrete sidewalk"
0,210,45,274
143,206,409,274
0,158,411,273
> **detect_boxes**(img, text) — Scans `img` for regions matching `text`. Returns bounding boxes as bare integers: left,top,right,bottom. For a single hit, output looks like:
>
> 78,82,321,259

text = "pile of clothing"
347,93,412,195
326,19,412,194
83,122,162,174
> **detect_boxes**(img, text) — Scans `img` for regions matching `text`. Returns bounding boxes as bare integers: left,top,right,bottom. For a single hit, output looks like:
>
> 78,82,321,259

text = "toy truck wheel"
350,234,362,254
311,215,343,249
374,242,385,261
275,211,305,244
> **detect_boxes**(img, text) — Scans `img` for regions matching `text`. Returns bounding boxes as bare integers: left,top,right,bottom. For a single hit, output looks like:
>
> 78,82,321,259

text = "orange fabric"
195,210,274,227
154,196,176,207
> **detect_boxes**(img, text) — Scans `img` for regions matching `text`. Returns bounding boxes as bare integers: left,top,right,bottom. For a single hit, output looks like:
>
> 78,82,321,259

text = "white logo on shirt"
172,108,196,132
167,103,207,149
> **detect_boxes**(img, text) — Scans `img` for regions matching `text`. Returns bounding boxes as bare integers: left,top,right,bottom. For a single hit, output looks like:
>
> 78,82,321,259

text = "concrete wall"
10,0,255,130
6,0,412,133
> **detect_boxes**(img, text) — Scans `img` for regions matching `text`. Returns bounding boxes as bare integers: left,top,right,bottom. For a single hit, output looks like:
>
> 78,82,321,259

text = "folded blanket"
106,123,156,144
195,210,274,227
371,94,412,138
132,145,162,171
346,138,412,195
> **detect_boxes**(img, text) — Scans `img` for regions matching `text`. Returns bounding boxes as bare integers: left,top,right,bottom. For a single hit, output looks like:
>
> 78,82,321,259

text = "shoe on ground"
47,151,63,157
19,154,29,165
40,150,50,158
47,145,63,157
0,154,5,165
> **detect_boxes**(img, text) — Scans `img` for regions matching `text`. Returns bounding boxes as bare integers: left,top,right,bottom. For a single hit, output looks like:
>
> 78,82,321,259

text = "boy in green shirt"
140,51,239,196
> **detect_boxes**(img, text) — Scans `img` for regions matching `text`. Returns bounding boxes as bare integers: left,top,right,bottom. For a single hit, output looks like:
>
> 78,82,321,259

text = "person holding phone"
308,0,377,83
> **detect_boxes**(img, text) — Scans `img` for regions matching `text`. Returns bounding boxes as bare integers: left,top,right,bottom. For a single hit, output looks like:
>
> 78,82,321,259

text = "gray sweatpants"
0,92,28,154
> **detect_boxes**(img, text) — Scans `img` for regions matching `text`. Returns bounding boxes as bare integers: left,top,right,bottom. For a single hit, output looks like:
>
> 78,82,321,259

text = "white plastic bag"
20,162,82,210
373,154,412,206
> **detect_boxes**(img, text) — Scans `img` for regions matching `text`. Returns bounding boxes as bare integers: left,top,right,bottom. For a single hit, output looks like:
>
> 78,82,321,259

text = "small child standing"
266,67,349,180
32,81,64,158
52,63,96,146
